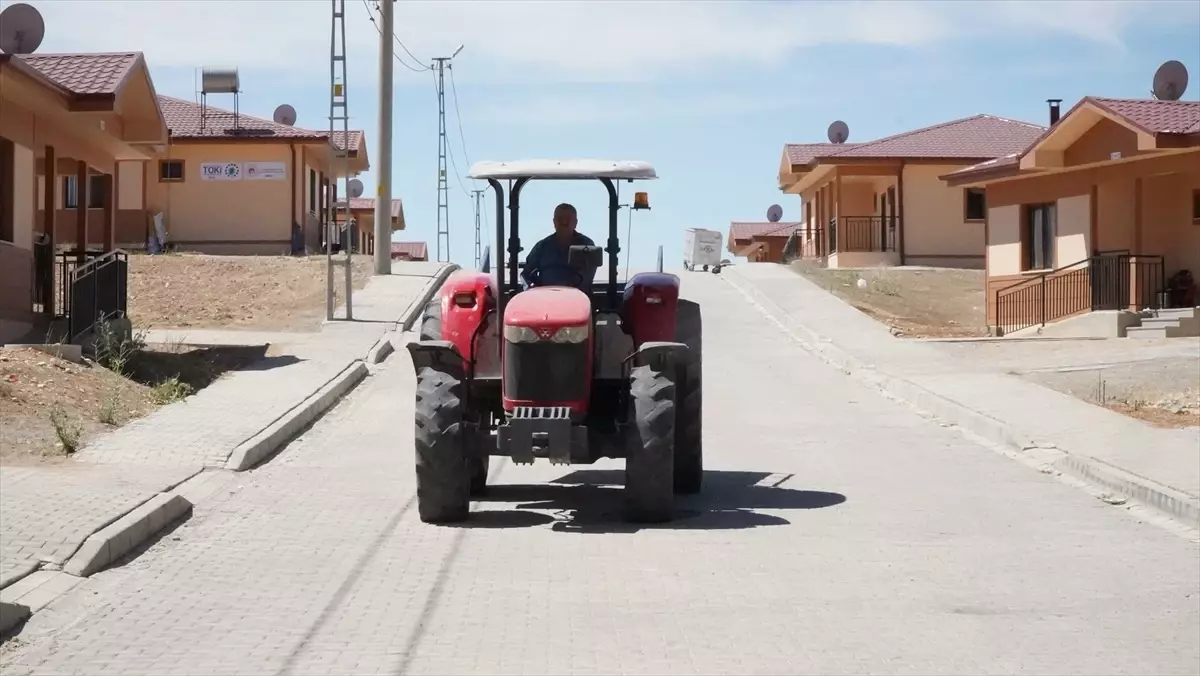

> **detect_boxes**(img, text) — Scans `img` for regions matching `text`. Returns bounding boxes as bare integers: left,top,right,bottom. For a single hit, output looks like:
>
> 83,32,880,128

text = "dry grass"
790,262,988,339
0,343,266,464
1103,402,1200,428
128,252,376,332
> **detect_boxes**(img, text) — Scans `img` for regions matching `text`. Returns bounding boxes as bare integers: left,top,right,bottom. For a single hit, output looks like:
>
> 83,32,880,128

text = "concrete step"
1152,307,1199,320
1126,324,1198,339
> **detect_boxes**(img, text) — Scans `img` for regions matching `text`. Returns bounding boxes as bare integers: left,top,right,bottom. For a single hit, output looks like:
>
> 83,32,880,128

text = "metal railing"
994,251,1166,335
829,216,895,253
52,250,109,319
68,250,129,341
782,227,825,263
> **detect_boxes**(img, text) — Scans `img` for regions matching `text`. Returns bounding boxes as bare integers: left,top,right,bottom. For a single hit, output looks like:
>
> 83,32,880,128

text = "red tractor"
407,159,702,524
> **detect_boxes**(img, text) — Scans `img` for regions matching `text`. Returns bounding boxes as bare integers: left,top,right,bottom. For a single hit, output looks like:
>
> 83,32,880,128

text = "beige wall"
10,143,34,249
1056,194,1090,266
988,205,1022,276
902,164,985,262
144,142,299,250
1095,178,1135,253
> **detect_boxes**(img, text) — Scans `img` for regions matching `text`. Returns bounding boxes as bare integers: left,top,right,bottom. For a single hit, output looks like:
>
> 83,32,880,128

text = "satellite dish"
347,179,364,198
272,104,297,126
766,204,783,223
1152,60,1189,101
0,3,46,55
827,120,850,144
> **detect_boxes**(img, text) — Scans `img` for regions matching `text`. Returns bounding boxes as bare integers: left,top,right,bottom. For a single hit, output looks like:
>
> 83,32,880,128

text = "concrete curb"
365,333,396,364
63,493,193,577
225,360,370,471
722,268,1200,527
400,263,461,333
0,600,31,636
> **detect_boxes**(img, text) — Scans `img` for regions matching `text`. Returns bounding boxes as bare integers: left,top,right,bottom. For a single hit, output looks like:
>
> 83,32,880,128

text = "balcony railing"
828,216,896,254
994,251,1166,335
782,227,826,263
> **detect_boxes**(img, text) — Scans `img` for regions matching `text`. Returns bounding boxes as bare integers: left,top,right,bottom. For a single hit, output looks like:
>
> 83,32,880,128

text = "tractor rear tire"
673,300,703,494
624,364,676,523
414,366,470,523
469,454,489,496
419,299,441,341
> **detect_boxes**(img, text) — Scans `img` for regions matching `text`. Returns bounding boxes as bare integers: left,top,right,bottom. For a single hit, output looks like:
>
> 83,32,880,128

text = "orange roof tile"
1088,97,1200,135
391,241,428,260
18,52,141,95
816,115,1045,162
347,198,403,218
729,222,801,242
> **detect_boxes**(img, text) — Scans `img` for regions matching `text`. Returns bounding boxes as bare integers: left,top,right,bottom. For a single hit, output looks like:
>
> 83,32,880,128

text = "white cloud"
17,0,1186,85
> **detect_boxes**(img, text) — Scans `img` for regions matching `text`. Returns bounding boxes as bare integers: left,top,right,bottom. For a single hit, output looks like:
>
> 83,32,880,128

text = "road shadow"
128,345,299,392
472,469,846,534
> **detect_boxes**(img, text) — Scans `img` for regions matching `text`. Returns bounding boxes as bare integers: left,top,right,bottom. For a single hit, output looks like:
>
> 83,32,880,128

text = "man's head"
553,203,578,237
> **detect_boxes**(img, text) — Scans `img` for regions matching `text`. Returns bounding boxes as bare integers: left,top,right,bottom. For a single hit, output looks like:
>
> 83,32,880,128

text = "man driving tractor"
521,202,596,289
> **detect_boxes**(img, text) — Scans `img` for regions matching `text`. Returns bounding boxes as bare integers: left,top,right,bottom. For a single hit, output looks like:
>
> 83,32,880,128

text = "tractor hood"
504,287,591,329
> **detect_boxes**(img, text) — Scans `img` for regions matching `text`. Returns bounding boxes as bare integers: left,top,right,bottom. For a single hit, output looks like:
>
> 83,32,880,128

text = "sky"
12,0,1200,270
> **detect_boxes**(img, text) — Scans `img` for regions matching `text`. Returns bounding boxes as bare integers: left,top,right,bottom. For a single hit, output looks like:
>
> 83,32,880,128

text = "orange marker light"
633,191,650,210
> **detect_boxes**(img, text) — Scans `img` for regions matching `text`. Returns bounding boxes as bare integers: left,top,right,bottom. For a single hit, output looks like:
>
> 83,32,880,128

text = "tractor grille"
504,340,588,404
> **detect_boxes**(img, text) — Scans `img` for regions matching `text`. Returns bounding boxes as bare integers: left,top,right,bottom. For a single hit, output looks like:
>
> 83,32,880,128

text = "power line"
361,0,430,73
447,65,474,172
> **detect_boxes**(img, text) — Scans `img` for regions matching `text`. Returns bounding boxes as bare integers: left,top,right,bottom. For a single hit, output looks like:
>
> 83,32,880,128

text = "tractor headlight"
504,325,540,343
549,325,589,344
503,325,590,344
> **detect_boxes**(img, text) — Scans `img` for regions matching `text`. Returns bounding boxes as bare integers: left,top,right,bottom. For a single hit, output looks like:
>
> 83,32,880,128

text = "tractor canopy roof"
467,159,658,181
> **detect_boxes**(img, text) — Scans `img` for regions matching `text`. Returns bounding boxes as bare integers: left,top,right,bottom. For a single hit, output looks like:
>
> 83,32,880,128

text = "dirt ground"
937,339,1200,429
789,262,988,338
0,343,266,464
128,253,375,332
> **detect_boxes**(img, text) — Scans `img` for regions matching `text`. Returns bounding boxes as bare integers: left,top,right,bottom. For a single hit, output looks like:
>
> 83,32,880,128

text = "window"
1192,189,1200,223
62,175,107,209
158,160,184,182
1023,203,1056,271
964,188,986,221
308,169,317,214
0,137,14,242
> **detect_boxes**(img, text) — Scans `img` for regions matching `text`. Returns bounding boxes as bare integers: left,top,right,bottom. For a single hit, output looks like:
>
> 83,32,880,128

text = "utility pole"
432,46,462,263
326,0,353,320
372,0,394,275
471,188,485,268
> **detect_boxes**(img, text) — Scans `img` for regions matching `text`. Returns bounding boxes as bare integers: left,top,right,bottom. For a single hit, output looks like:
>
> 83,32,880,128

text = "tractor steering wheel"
528,265,587,289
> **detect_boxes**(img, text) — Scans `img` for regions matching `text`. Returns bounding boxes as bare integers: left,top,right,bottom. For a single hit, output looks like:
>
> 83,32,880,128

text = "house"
776,114,1046,268
943,97,1200,336
727,221,802,262
390,241,429,262
1,51,168,343
145,95,370,255
335,198,405,255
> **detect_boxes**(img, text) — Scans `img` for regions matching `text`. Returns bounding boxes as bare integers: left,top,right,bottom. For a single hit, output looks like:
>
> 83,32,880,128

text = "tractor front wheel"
419,299,441,341
414,366,470,523
624,364,676,523
673,300,703,494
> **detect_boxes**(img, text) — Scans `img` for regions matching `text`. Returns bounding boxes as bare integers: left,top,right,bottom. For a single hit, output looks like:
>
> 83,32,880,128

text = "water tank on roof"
201,68,240,94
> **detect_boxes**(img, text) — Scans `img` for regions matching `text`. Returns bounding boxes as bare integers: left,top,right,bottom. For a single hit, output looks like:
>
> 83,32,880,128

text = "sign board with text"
245,162,287,180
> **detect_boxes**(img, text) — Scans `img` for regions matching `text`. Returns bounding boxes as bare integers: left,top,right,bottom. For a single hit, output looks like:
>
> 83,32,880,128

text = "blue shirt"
522,231,596,288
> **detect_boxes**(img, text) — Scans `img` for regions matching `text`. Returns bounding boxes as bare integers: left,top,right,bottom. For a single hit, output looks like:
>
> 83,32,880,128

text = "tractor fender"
407,340,467,378
629,340,687,370
437,270,497,361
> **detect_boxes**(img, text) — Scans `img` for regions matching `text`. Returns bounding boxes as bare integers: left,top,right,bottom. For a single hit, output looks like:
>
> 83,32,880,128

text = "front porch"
781,161,903,269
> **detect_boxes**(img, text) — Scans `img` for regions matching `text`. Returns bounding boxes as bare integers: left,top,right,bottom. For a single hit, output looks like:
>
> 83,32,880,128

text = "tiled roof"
347,198,403,218
157,95,362,147
729,222,802,242
820,115,1046,161
943,153,1021,179
332,130,364,152
784,143,860,165
18,52,141,95
158,95,324,140
1088,97,1200,135
391,241,428,260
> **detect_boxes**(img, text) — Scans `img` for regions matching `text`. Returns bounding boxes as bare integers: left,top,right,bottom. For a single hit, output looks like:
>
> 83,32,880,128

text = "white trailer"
683,228,723,273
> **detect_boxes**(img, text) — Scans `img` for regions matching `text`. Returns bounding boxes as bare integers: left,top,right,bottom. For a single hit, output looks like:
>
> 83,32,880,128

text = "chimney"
1047,99,1063,126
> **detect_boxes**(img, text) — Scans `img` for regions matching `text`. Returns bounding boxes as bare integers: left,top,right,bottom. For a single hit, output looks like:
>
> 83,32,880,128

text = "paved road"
3,272,1198,675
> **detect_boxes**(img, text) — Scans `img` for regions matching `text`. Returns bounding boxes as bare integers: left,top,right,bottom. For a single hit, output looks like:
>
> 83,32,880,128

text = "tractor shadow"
475,469,846,534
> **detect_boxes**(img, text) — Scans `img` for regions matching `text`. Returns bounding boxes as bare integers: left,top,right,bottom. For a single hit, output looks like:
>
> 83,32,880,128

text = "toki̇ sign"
200,162,243,181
